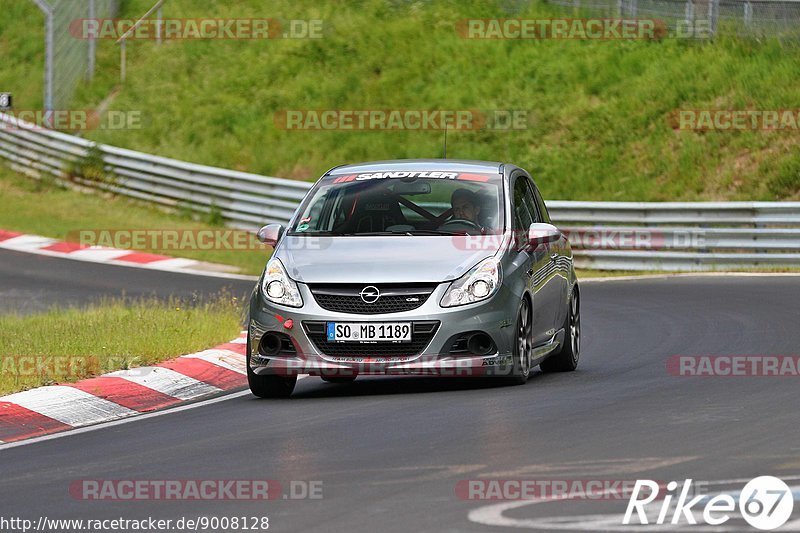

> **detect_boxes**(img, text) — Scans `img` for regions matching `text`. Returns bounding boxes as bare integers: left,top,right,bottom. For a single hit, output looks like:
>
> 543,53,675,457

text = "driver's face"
452,198,480,222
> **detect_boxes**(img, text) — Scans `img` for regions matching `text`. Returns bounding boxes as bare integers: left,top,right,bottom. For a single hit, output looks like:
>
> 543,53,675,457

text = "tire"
246,333,297,398
321,375,357,384
504,297,533,385
540,288,580,373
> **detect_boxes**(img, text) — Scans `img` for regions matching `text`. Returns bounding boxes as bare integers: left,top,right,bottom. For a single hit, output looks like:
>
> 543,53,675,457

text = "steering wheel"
438,218,481,231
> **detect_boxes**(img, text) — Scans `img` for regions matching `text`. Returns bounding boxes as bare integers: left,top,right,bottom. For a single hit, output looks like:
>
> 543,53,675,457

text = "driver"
450,188,481,225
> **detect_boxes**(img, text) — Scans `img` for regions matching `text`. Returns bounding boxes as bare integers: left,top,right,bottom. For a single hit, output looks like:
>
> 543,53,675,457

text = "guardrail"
0,112,310,228
2,111,799,272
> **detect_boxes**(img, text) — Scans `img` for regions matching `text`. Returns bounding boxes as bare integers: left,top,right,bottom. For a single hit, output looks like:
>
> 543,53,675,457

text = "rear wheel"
246,334,297,398
540,289,580,373
505,298,532,385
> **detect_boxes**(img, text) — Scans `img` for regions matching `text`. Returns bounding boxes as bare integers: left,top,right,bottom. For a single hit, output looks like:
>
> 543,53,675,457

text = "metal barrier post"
31,0,54,113
709,0,719,34
87,0,96,80
120,40,126,82
156,5,163,44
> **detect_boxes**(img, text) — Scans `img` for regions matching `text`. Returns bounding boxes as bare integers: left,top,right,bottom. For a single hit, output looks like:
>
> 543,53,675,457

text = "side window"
531,183,551,224
522,180,542,224
512,176,535,232
515,175,541,226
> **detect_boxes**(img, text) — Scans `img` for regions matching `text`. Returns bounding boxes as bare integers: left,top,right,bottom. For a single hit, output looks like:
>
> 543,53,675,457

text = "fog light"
260,333,282,356
467,333,495,356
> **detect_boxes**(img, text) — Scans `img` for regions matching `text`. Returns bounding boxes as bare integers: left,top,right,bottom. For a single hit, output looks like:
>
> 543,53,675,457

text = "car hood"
275,235,503,284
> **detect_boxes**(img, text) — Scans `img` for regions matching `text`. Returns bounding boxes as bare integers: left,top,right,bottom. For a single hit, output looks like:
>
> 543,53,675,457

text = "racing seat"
477,199,498,230
341,190,408,233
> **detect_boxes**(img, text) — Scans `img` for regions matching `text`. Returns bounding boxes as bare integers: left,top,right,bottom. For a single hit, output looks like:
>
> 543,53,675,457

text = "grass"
0,2,44,110
0,166,269,275
0,296,242,396
3,0,799,201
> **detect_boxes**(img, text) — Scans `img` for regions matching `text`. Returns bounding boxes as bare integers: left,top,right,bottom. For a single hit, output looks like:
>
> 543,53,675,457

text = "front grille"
449,336,470,355
303,321,439,357
309,284,436,314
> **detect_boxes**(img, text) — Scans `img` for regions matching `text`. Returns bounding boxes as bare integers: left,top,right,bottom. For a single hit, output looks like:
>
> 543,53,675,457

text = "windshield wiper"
290,230,461,237
345,231,412,236
289,231,406,236
351,230,463,236
401,230,460,236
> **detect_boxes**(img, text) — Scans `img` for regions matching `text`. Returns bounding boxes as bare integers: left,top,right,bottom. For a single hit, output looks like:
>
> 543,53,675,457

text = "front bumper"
248,281,518,378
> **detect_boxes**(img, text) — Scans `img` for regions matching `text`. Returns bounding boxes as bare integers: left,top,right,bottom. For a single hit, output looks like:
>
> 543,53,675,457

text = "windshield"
288,171,505,236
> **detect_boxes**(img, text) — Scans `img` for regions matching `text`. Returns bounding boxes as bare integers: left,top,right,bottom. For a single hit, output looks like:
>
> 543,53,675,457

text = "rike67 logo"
624,476,795,530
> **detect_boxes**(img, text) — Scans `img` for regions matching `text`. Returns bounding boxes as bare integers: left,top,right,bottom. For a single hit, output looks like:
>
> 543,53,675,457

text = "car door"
531,180,570,331
510,173,555,346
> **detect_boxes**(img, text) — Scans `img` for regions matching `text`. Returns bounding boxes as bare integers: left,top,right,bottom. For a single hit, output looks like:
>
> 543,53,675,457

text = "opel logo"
360,285,380,304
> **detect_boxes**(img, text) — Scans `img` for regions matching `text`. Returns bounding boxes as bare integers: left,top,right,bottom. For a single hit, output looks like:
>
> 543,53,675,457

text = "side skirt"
529,328,566,367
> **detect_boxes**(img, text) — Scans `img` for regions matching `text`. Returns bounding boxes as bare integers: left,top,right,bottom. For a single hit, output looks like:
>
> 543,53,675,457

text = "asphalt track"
0,248,256,313
2,250,800,532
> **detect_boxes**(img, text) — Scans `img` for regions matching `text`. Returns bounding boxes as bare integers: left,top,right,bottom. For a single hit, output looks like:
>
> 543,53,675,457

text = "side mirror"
527,223,561,247
257,223,284,247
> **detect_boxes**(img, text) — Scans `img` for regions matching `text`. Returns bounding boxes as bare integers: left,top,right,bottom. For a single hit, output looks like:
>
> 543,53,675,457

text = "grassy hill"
3,0,800,201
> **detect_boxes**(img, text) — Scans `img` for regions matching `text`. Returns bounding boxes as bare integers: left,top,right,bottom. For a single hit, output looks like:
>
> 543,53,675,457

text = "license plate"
326,322,412,343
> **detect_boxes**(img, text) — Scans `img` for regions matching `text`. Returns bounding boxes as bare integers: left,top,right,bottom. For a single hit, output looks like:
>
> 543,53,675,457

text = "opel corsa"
247,160,580,397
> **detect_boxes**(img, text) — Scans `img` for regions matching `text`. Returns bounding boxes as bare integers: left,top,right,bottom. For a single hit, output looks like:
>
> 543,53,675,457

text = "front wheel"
504,298,533,385
540,288,580,373
246,334,297,398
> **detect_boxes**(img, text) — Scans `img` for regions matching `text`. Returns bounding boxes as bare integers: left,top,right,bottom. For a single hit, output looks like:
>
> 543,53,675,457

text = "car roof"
326,159,505,176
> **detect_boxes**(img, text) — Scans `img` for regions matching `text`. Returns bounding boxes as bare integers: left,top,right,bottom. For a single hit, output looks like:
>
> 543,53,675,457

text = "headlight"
440,257,502,307
261,258,303,307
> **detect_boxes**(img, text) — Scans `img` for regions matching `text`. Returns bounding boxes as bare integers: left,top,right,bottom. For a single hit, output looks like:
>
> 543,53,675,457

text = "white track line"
136,258,198,269
184,350,247,374
0,232,258,280
107,366,221,400
0,235,57,251
1,386,138,426
581,272,800,283
66,247,132,261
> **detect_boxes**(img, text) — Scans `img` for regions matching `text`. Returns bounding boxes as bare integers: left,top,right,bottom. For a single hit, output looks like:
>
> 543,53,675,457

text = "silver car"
247,159,580,397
